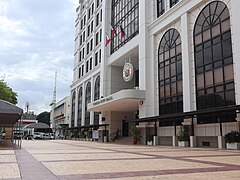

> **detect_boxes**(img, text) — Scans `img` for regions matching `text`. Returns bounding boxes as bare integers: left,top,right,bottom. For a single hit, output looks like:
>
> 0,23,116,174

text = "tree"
37,111,50,125
0,79,18,104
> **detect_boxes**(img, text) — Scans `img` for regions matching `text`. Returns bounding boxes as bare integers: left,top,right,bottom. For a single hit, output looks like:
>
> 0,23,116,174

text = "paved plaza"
0,140,240,179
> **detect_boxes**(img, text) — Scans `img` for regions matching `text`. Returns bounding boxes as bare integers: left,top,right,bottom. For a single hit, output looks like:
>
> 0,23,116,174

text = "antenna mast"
50,71,57,105
25,101,29,113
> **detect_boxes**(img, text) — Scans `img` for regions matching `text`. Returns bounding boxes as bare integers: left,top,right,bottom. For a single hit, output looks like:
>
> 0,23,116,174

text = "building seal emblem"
123,62,134,82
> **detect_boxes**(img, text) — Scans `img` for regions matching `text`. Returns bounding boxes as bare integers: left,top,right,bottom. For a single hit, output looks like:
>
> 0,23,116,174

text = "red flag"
109,22,117,36
105,33,111,46
119,25,125,38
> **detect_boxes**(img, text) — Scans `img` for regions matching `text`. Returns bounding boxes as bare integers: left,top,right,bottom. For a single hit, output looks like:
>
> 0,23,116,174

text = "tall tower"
50,71,57,130
50,71,57,106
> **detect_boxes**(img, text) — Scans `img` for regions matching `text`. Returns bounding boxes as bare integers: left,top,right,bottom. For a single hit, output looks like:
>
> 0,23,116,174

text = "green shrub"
130,124,139,138
224,131,240,143
74,131,79,138
177,127,190,141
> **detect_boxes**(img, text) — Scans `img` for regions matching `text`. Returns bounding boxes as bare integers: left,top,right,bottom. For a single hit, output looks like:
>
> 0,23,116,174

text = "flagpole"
105,33,114,47
109,21,124,46
106,22,126,49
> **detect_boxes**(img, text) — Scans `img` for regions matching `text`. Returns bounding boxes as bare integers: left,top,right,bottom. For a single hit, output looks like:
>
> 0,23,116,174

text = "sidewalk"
1,140,240,179
0,140,20,180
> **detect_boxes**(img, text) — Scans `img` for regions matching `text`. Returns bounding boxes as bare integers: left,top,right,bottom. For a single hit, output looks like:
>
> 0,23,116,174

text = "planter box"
226,142,240,150
178,141,189,147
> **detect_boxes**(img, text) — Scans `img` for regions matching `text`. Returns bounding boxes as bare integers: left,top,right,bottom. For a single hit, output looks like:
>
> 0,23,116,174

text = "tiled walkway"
1,140,240,179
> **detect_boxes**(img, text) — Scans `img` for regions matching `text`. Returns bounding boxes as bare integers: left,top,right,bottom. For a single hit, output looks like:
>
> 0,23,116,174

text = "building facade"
71,0,240,148
70,0,103,139
50,96,70,137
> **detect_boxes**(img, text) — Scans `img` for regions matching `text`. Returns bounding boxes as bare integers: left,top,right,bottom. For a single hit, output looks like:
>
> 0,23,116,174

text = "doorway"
122,120,129,137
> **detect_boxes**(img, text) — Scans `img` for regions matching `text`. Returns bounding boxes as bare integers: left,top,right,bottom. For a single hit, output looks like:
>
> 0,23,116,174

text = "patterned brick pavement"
1,140,240,179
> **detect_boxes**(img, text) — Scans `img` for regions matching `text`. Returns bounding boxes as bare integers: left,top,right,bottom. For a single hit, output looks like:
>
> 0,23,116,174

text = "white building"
50,96,70,137
71,0,240,148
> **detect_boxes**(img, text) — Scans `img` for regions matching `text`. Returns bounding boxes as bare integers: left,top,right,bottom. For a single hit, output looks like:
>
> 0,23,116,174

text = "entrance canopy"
88,89,145,112
0,100,23,127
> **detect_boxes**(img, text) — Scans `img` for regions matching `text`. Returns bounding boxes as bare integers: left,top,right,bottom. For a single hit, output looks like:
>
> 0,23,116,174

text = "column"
231,1,240,105
153,121,158,146
181,13,196,147
82,82,86,126
90,77,94,125
74,87,79,127
181,12,193,112
100,0,111,97
139,0,155,118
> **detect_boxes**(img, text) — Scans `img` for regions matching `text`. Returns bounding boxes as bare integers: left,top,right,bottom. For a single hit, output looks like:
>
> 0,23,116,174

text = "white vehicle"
33,132,44,139
49,133,55,139
57,134,64,139
41,133,51,140
1,132,5,139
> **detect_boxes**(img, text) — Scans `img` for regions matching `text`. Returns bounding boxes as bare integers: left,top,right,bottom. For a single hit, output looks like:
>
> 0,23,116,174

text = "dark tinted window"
111,0,139,53
158,28,183,118
194,1,235,123
71,91,76,127
157,0,165,17
77,87,83,126
85,82,91,125
94,76,100,125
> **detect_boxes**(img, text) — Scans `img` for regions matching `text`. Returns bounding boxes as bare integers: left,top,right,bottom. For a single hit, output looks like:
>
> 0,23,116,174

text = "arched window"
194,1,235,123
94,76,100,125
94,76,100,101
77,87,83,126
158,28,183,119
71,91,76,127
85,82,91,125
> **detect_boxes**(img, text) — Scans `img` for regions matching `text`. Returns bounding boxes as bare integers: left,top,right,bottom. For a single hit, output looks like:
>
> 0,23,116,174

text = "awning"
24,123,50,129
88,89,145,112
0,100,23,126
56,123,69,129
68,123,109,130
132,104,240,123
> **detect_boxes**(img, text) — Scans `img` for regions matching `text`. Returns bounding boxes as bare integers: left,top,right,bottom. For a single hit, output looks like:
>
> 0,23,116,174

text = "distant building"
50,96,70,137
22,111,38,125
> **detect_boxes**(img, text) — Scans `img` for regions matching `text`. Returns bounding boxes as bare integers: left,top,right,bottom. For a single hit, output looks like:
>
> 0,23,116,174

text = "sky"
0,0,78,114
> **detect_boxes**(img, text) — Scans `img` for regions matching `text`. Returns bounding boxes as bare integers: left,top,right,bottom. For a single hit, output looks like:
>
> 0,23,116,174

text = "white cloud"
68,0,79,7
17,90,52,115
0,0,75,114
0,0,9,14
0,14,31,51
0,15,29,36
1,51,72,83
0,38,30,51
